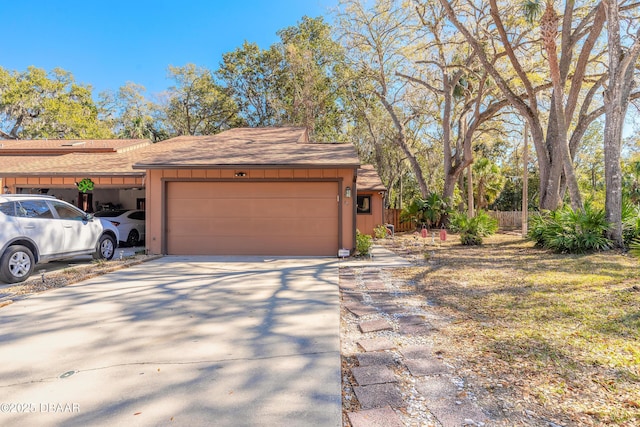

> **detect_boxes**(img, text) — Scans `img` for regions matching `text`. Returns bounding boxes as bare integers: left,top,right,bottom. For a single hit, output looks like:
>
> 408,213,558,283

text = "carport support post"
77,192,93,213
352,177,357,254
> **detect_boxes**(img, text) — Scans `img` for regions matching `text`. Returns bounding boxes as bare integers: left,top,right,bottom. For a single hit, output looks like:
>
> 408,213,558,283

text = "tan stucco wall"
145,167,357,255
356,192,385,236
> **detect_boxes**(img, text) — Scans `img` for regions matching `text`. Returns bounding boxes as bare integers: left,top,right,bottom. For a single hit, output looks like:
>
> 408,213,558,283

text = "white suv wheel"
94,234,116,260
0,245,35,284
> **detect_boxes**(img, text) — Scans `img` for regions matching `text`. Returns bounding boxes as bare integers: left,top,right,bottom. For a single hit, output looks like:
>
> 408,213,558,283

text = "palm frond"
522,0,544,23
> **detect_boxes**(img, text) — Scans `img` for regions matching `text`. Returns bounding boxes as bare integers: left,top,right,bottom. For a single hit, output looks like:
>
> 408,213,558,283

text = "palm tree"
473,158,505,210
523,0,583,211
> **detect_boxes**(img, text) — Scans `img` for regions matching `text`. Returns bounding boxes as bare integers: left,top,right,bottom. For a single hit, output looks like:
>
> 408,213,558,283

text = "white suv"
0,195,120,283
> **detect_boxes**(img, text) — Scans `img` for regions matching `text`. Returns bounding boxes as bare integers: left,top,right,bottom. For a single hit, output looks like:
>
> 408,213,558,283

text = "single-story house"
356,165,387,236
1,127,390,256
131,127,360,256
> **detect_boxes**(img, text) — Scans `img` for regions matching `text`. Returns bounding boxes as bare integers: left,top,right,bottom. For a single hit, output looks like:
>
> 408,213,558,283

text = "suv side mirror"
84,213,94,222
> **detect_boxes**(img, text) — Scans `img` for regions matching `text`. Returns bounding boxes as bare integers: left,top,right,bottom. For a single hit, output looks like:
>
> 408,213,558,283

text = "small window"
52,201,85,221
0,202,15,216
357,195,371,214
16,201,54,219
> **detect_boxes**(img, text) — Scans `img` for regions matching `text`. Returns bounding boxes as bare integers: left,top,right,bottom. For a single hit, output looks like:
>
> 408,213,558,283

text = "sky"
2,0,337,97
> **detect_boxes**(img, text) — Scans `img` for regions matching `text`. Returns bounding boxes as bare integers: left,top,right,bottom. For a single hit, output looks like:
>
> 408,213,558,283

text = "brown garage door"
165,181,340,255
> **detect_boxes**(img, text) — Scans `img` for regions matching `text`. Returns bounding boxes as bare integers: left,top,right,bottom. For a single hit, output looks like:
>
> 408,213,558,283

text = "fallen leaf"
624,399,640,408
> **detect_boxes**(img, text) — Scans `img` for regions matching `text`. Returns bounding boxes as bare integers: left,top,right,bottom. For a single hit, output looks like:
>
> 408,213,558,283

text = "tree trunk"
476,179,486,210
604,106,624,247
378,95,430,198
603,0,640,247
542,0,583,212
522,124,529,236
467,165,474,217
402,140,430,198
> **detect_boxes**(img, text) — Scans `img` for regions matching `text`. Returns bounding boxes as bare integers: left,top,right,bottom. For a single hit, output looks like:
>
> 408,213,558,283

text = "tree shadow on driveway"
0,256,342,427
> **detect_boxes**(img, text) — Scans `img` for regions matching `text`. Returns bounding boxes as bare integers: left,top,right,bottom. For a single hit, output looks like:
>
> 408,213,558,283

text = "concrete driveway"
22,246,146,278
0,256,341,426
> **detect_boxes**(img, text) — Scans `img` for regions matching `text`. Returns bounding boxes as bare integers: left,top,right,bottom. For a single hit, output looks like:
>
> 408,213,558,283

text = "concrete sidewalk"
338,245,412,268
0,256,341,426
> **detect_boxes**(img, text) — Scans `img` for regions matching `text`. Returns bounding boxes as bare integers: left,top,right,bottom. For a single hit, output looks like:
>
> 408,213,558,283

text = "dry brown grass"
381,232,640,426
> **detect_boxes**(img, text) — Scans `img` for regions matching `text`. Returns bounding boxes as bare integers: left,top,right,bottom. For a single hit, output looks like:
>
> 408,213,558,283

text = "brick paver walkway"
341,266,489,427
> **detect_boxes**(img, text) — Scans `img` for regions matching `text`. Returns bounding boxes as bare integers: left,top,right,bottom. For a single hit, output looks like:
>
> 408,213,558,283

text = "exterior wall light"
3,185,9,194
235,172,247,177
345,186,352,198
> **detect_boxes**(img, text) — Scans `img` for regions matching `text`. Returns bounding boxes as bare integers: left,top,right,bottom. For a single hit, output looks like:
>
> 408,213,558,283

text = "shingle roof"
0,128,361,176
0,138,150,154
0,152,148,176
0,156,62,175
132,127,360,169
357,165,386,191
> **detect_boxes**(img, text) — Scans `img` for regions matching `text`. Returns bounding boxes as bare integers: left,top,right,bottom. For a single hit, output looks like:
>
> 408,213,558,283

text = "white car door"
14,200,65,257
49,201,100,253
0,202,23,244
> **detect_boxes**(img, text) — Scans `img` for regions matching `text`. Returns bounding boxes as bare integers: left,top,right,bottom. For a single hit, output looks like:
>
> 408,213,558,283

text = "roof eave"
0,172,145,177
358,186,387,192
132,163,361,170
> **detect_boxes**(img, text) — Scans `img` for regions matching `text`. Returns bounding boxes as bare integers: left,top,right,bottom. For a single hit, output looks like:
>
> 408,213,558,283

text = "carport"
0,139,149,211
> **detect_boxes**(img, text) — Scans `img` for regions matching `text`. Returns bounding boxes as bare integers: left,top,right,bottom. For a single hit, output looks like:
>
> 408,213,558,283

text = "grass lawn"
383,232,639,426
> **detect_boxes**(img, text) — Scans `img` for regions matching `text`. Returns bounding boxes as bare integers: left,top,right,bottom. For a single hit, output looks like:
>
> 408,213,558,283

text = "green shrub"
630,238,640,258
401,193,453,229
373,224,388,239
356,230,373,256
527,203,612,253
621,199,640,244
449,210,498,245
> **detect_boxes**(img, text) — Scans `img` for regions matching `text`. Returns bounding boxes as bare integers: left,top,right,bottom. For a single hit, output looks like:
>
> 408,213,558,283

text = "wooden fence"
384,209,414,232
487,210,524,229
384,209,525,233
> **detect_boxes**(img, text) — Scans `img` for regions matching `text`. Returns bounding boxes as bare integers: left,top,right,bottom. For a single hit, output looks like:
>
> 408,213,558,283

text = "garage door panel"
169,217,338,238
168,236,331,256
174,182,336,199
166,181,339,255
167,201,337,220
